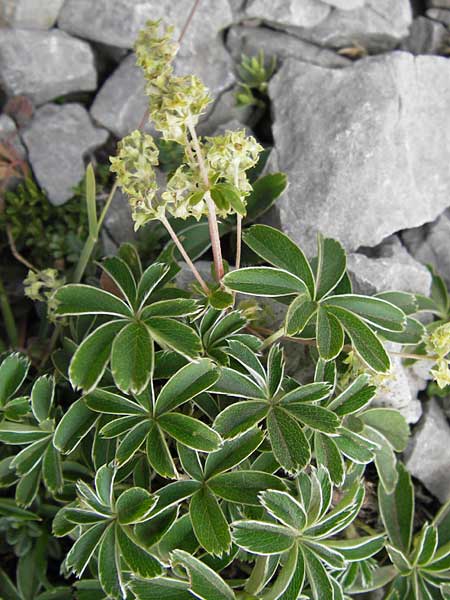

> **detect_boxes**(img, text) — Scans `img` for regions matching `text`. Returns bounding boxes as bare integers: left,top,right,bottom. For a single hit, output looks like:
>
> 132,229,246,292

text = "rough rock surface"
0,29,97,105
268,52,450,255
347,237,432,296
60,0,233,97
58,0,156,48
102,187,137,253
427,0,450,8
226,25,350,68
0,0,64,28
371,344,423,424
322,0,365,9
90,54,147,138
198,87,252,136
402,210,450,288
401,16,449,55
427,8,450,25
245,0,412,52
405,399,450,502
22,104,108,205
244,0,332,28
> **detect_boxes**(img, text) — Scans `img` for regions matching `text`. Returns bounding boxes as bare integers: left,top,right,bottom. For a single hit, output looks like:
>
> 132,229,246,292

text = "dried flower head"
135,20,178,81
110,130,163,229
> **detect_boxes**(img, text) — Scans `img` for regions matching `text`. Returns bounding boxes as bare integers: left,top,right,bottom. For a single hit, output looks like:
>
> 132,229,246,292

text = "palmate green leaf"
281,382,331,404
141,297,199,318
115,420,151,466
42,442,63,494
131,577,192,600
30,375,54,422
69,321,126,393
316,306,344,361
326,305,391,373
232,520,296,555
0,498,40,520
204,427,264,478
326,534,385,562
214,401,268,438
0,422,51,444
190,487,231,556
267,407,310,474
323,294,406,332
11,436,50,475
364,427,397,493
158,513,197,560
54,284,132,318
100,256,137,308
98,525,123,600
223,267,307,297
137,262,169,308
211,367,266,400
86,388,146,415
285,294,318,337
361,408,409,453
377,316,425,345
414,524,438,566
260,489,307,530
0,353,29,406
110,321,154,394
277,547,306,600
16,462,40,507
171,549,235,600
243,225,315,297
54,399,98,454
379,462,414,554
211,182,246,216
285,403,340,434
146,421,177,478
314,236,346,300
151,480,201,518
116,487,157,524
65,521,109,577
226,339,266,384
155,359,219,416
314,433,344,486
334,428,376,464
302,545,335,600
115,525,163,578
158,412,222,452
328,374,375,416
146,317,202,359
135,507,180,551
208,471,286,506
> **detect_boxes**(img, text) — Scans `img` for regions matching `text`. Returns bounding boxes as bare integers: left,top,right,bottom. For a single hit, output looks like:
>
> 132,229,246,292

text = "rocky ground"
1,0,450,505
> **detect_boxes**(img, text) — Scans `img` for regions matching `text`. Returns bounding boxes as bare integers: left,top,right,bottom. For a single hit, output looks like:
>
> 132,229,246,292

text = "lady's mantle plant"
1,19,450,600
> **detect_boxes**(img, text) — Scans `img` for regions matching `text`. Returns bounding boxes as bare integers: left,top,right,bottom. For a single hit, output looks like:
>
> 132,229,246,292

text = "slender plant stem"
7,226,37,272
0,276,19,348
160,214,209,294
188,122,224,281
245,555,268,595
259,327,285,351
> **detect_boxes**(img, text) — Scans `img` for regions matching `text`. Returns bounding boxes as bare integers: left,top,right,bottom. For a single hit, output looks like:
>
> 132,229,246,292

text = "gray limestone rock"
102,188,137,250
244,0,331,28
402,210,450,289
401,16,449,55
226,25,350,68
428,0,450,8
0,0,64,28
405,399,450,502
198,87,253,136
245,0,412,52
90,53,147,138
347,238,432,297
322,0,365,9
268,53,450,255
371,344,423,424
60,0,233,96
0,29,97,105
427,8,450,26
22,103,108,205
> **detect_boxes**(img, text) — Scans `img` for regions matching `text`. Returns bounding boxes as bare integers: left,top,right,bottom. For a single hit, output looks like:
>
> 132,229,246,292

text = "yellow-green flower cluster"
135,20,178,80
24,268,65,322
161,164,205,220
426,322,450,388
206,130,263,194
110,130,162,229
134,20,211,142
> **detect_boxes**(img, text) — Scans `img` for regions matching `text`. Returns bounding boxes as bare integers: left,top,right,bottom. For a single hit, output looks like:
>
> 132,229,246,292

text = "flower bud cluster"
426,322,450,388
24,268,65,322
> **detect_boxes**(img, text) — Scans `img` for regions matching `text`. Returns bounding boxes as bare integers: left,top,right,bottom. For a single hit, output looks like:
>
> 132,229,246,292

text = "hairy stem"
160,214,209,294
188,122,224,281
259,327,285,351
0,276,19,348
245,555,268,595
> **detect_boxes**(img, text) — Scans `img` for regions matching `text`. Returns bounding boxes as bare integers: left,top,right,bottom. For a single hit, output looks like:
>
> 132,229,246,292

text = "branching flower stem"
188,122,224,281
159,214,209,294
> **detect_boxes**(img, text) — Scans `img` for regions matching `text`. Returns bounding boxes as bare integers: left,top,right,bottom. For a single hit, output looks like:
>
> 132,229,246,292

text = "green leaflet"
159,412,221,451
99,256,137,308
190,487,231,556
110,321,154,394
30,376,54,423
131,577,191,600
0,353,29,406
223,267,308,297
323,294,406,332
232,520,296,555
115,487,157,524
316,306,344,361
209,471,286,506
171,549,235,600
314,236,346,300
146,317,202,359
54,284,132,318
285,295,318,337
267,407,310,474
243,225,315,297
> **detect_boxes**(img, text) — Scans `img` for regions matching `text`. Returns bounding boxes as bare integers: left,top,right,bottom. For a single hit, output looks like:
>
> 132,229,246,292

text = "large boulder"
401,16,449,55
243,0,412,52
405,399,450,502
267,52,450,255
0,29,97,105
22,103,108,205
0,0,64,28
